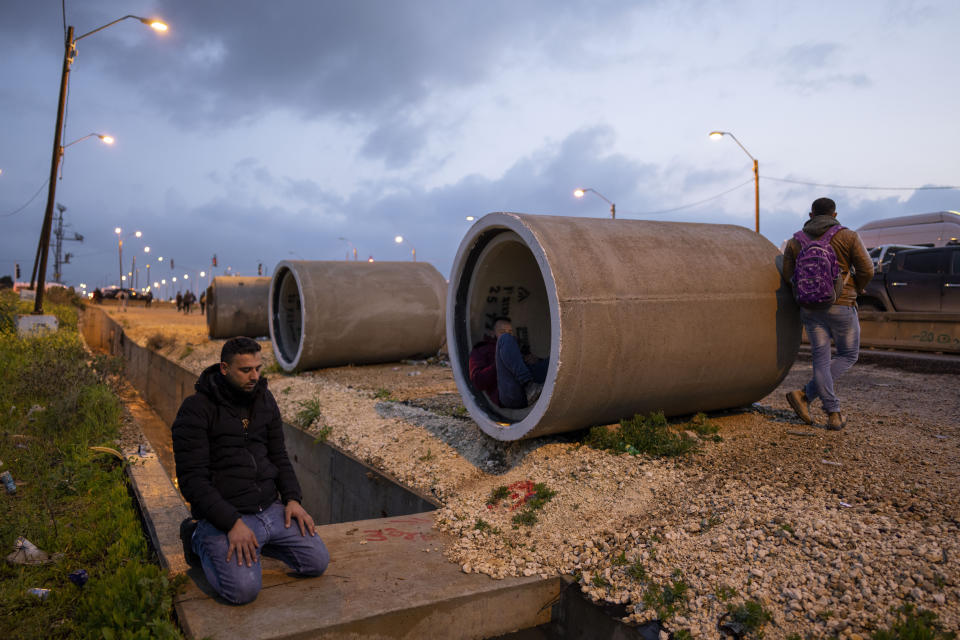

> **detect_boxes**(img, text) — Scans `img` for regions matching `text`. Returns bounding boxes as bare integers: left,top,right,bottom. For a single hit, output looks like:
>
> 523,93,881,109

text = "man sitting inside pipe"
469,317,546,409
173,337,329,604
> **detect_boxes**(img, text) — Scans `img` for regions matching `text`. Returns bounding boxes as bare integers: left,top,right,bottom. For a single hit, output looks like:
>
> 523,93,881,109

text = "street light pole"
573,188,616,219
32,25,74,313
709,131,759,233
31,15,167,314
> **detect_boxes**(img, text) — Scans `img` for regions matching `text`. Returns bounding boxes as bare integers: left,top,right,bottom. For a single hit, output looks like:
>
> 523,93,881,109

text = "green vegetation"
511,483,556,527
372,388,392,400
626,559,647,582
584,411,702,458
486,485,511,506
312,425,332,444
0,291,182,639
611,551,628,566
590,573,611,588
145,332,170,351
418,449,434,462
871,603,956,640
295,396,323,429
641,574,690,620
725,600,772,637
178,345,194,360
473,518,499,534
714,584,738,602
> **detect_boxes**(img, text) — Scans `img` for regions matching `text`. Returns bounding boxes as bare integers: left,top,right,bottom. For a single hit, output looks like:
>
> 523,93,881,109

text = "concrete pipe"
269,261,447,371
447,212,800,441
206,277,272,339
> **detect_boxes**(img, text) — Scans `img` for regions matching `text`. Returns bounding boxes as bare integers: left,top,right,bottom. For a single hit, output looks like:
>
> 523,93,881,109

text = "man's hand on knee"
226,519,259,567
284,500,317,537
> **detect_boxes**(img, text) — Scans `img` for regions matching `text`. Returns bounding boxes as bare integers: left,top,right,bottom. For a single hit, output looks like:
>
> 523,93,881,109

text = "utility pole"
52,203,83,284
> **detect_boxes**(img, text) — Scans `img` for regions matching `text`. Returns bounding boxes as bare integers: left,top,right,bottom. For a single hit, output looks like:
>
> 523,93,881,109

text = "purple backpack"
791,225,845,306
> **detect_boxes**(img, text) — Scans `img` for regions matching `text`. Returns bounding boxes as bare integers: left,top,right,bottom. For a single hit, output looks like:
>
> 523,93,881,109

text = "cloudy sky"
2,0,958,293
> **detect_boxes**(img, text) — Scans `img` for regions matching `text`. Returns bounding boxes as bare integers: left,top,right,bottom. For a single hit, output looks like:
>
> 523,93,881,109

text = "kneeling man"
173,337,329,604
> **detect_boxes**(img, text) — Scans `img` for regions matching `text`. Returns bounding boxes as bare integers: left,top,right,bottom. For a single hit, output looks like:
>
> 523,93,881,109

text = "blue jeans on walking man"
191,500,329,605
496,333,548,409
800,305,860,414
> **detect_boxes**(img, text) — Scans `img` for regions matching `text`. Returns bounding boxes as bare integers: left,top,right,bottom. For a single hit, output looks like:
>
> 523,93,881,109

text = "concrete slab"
175,515,564,640
16,313,58,336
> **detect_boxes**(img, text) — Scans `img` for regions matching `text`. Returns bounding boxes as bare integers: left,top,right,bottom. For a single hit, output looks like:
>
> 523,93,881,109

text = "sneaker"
785,390,813,424
524,382,543,406
826,412,847,431
179,518,201,568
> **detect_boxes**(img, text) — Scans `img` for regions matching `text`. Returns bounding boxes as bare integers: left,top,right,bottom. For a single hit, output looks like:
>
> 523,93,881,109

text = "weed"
419,449,435,462
178,345,194,360
373,388,392,400
780,523,795,534
295,396,323,429
674,631,693,640
591,573,611,588
612,551,628,566
627,559,647,582
725,600,772,636
714,584,738,602
487,485,511,506
473,518,499,534
146,332,170,351
453,405,468,417
281,386,292,395
510,483,557,527
642,575,690,620
585,411,699,458
816,609,833,621
689,412,720,436
312,424,332,443
871,603,956,640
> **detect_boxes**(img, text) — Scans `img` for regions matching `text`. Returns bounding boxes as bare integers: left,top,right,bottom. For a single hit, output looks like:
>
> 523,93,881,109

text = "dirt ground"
97,303,960,639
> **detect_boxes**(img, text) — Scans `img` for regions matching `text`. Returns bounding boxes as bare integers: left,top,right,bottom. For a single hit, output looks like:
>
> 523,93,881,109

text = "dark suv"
858,246,960,312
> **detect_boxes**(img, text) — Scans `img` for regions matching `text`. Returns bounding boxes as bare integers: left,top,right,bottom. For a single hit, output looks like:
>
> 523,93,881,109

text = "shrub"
585,411,700,458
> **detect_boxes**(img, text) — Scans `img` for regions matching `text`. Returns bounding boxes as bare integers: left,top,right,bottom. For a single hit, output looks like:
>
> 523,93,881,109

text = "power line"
1,179,50,218
624,179,754,217
762,176,960,191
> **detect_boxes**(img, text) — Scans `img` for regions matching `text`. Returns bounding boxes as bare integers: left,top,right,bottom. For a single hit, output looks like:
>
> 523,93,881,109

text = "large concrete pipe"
269,261,447,371
448,212,801,441
206,276,271,339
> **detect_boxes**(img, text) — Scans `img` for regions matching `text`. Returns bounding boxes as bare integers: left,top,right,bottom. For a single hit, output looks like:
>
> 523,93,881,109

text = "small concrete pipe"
270,261,447,371
447,212,800,441
206,276,272,339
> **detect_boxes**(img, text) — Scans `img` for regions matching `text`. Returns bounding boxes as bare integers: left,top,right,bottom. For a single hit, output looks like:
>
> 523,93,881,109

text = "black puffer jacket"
172,364,302,532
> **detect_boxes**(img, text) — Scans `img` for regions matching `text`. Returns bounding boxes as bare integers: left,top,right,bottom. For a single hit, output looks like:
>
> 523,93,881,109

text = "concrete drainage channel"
80,306,664,639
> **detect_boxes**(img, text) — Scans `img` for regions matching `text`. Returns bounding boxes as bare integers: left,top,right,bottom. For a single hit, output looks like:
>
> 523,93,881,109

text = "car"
858,245,960,312
100,287,141,300
867,244,927,269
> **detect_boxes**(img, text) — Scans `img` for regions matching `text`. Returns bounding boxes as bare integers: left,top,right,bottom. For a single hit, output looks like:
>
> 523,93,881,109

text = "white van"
856,211,960,249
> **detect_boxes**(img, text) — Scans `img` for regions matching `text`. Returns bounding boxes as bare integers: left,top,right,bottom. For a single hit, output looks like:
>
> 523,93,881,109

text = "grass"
0,290,182,639
295,396,323,430
724,600,772,638
626,559,647,582
584,411,702,458
145,332,171,351
486,485,511,506
418,449,434,462
511,483,556,527
473,518,500,535
372,388,392,400
871,603,956,640
312,425,332,444
178,345,194,360
642,574,690,620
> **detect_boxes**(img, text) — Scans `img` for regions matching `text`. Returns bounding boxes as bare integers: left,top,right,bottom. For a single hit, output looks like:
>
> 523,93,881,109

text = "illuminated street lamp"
115,227,142,288
465,216,475,222
32,14,168,313
573,188,616,219
709,130,759,233
394,235,416,261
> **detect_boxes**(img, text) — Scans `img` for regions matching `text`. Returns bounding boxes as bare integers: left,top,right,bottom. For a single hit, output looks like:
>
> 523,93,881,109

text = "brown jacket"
782,215,874,307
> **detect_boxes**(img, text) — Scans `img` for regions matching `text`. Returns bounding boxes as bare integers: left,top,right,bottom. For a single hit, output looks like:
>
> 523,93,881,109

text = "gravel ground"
98,304,960,638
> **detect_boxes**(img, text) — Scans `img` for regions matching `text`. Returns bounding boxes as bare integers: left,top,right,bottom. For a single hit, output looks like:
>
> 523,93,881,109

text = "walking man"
173,337,329,604
782,197,874,430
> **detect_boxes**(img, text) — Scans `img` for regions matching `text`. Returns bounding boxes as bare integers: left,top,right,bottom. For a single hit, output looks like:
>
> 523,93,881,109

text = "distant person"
183,290,195,314
199,290,206,315
118,289,129,312
176,291,183,312
173,337,329,604
93,288,103,304
144,290,153,308
782,197,874,430
469,317,547,409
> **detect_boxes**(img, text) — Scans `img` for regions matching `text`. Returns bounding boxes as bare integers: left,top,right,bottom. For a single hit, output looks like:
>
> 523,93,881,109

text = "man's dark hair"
811,197,836,217
221,336,261,364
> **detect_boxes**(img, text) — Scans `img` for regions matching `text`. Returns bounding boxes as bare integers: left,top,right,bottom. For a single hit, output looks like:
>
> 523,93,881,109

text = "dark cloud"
777,42,872,92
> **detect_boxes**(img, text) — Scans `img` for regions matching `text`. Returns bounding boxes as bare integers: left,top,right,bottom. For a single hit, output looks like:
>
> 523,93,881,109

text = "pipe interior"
273,268,303,365
461,230,551,422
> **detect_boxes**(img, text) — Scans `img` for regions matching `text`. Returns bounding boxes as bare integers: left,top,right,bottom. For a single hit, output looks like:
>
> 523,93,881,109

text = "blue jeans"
496,333,548,409
800,305,860,414
192,501,329,604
